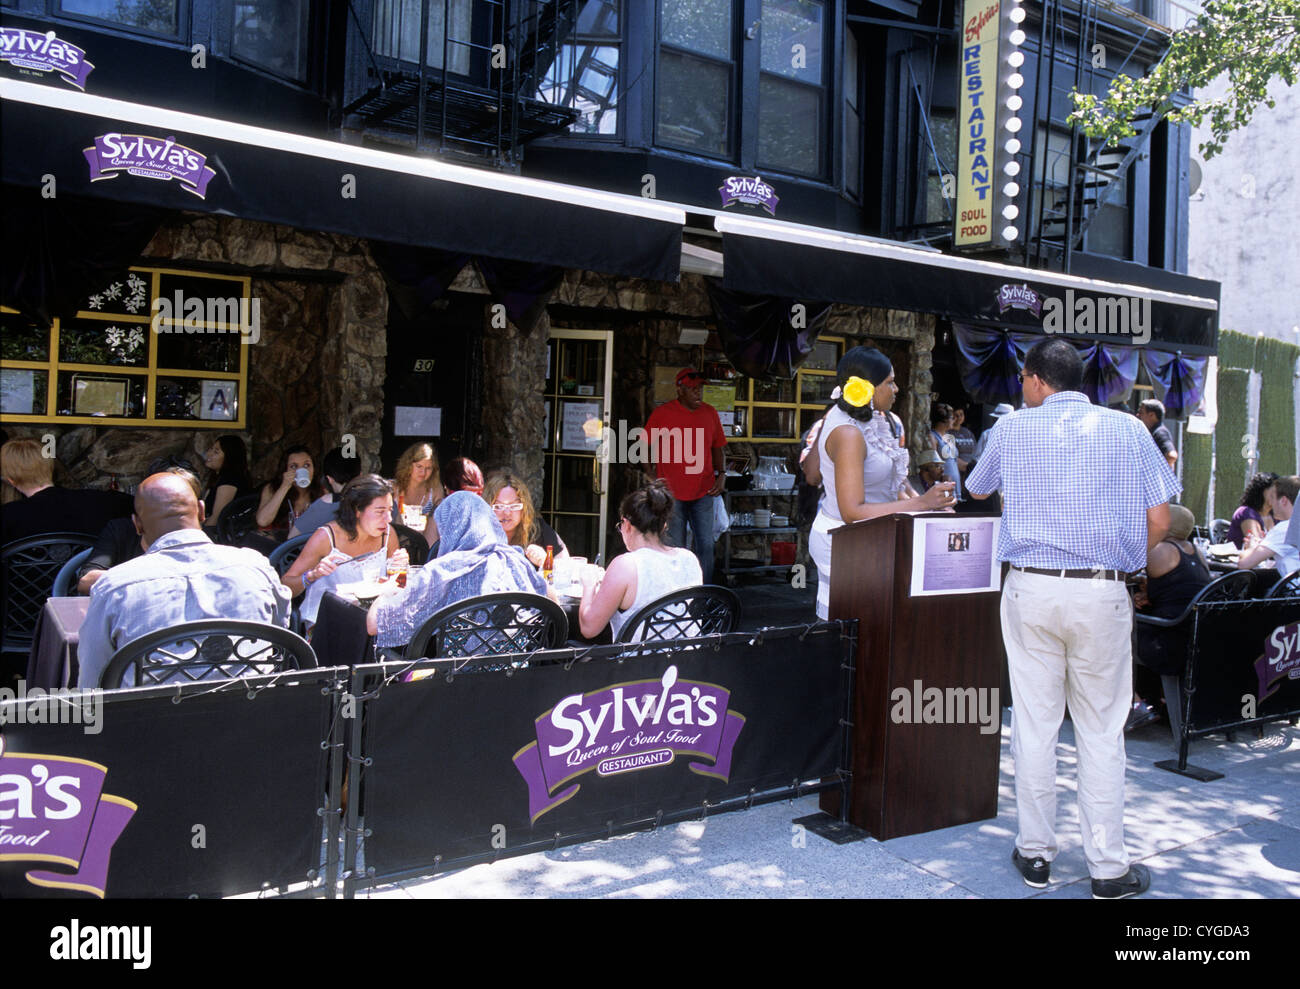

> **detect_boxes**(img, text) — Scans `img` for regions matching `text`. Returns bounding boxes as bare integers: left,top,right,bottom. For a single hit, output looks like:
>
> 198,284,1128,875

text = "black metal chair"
614,585,742,645
269,533,310,576
216,493,262,546
52,546,95,598
1135,569,1257,742
1265,569,1300,599
402,592,567,669
390,522,430,566
2,532,97,661
1209,518,1231,545
98,619,317,689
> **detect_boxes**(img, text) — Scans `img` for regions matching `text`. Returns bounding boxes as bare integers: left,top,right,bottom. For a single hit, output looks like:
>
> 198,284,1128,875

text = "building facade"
1,0,1221,562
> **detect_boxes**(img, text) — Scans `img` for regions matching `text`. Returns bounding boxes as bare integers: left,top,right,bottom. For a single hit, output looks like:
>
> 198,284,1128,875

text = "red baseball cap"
676,367,706,386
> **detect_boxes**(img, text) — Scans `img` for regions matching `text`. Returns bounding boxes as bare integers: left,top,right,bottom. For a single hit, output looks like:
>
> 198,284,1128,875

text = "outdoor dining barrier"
0,667,346,899
1158,596,1300,780
340,622,854,898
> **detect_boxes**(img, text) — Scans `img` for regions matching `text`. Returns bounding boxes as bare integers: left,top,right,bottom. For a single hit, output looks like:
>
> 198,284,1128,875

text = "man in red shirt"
646,368,727,581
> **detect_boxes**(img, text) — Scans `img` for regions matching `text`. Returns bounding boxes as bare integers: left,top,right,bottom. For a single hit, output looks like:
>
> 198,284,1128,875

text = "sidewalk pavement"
356,569,1300,899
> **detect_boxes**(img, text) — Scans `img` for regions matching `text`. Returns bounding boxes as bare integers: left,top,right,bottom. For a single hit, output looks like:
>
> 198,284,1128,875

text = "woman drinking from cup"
256,445,323,537
802,347,955,619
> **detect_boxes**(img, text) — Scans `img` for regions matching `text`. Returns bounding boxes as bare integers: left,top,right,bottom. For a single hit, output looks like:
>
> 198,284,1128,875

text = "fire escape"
343,0,581,167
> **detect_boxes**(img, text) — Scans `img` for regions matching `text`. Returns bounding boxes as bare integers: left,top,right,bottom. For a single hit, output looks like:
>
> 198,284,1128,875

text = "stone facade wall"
4,215,388,494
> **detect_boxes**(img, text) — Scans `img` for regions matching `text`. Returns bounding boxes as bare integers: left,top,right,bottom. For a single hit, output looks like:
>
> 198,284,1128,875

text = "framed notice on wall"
909,516,1001,597
395,405,442,436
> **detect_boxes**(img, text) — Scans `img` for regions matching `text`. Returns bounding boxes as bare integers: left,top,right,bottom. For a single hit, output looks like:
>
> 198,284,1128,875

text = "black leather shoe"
1091,864,1151,899
1012,848,1050,888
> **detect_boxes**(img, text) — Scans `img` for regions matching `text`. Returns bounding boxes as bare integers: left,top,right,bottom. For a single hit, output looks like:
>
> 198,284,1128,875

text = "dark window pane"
657,51,729,155
758,74,820,175
372,0,471,73
761,0,823,84
59,319,148,367
753,378,794,403
0,313,50,361
155,330,242,373
575,0,619,36
233,1,309,81
845,109,861,197
803,339,839,370
799,373,837,405
155,376,239,421
61,0,178,34
660,0,731,58
540,44,620,135
752,407,796,439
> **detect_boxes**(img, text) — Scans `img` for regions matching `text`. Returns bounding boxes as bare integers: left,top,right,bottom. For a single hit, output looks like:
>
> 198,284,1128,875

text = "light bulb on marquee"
1005,117,1023,133
1004,160,1021,176
1008,73,1024,89
1008,51,1025,68
1007,95,1023,111
1010,7,1026,23
1004,181,1020,197
1002,226,1020,241
1005,138,1021,154
1002,204,1019,220
1010,29,1026,45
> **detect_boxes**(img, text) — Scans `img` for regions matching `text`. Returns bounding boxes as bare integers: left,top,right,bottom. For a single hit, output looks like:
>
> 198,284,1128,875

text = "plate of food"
336,580,388,603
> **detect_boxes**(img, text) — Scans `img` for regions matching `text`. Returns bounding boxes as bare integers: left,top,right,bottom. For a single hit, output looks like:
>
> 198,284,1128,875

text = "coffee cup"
294,467,311,488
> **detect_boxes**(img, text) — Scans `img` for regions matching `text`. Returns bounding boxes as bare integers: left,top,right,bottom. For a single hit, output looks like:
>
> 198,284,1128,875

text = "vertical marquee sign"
955,0,1028,251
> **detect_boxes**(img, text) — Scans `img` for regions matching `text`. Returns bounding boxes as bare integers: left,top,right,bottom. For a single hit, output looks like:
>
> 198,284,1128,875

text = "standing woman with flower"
803,347,954,619
392,442,445,547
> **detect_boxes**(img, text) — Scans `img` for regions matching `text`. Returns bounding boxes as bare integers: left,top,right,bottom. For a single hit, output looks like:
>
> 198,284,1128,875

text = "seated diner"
282,474,406,628
288,446,362,538
577,480,702,641
255,445,323,542
1226,472,1277,548
1237,474,1300,578
484,469,569,570
201,434,254,537
392,441,445,547
366,490,550,650
1,438,133,544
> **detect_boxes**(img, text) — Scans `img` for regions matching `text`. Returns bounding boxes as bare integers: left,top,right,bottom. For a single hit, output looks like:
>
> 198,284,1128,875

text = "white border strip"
714,213,1218,312
0,78,686,225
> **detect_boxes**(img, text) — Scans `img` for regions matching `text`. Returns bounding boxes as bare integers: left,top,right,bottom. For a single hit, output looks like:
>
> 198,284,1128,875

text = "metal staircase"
343,0,580,167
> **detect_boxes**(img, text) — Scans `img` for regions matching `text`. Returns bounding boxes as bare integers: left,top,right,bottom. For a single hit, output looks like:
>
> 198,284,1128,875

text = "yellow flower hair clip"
831,375,874,408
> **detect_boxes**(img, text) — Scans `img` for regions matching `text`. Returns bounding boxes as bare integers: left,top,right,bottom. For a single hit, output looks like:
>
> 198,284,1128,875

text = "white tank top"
816,406,902,521
608,547,704,640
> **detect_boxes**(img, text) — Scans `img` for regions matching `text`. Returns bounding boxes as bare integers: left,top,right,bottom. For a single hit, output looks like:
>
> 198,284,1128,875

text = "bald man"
78,473,291,688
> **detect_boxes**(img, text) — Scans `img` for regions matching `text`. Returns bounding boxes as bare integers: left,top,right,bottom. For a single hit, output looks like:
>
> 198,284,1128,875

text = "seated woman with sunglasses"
577,480,702,641
484,470,569,570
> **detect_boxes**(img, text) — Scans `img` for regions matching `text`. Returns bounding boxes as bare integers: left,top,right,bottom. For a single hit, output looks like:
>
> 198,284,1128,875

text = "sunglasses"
492,502,524,513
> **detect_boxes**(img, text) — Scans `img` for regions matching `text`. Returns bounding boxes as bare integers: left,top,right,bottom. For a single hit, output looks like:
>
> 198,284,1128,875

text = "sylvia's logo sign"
0,741,137,898
512,666,745,822
997,283,1042,317
1256,622,1300,702
965,1,1000,42
719,176,779,216
84,133,217,199
0,28,94,90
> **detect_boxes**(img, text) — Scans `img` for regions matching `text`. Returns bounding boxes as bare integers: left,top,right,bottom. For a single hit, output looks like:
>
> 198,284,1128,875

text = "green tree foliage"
1068,0,1300,158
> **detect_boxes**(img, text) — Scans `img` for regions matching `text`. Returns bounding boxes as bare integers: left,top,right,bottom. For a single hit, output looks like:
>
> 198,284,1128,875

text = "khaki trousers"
1001,568,1134,880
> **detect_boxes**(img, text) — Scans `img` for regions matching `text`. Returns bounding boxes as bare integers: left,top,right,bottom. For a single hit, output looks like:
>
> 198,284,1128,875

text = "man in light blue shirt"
967,338,1179,900
78,473,291,688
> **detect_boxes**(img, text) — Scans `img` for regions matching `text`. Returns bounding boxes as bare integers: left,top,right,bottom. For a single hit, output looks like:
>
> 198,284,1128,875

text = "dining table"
27,596,91,690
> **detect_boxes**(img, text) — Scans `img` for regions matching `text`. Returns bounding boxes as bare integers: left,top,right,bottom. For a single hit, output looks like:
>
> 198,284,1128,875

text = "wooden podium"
820,512,1003,840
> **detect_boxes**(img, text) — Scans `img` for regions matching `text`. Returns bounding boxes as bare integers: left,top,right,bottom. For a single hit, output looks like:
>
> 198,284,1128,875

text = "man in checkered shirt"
967,338,1180,899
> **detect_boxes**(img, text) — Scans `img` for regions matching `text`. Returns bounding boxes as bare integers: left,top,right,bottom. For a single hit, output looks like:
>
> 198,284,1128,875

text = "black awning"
0,79,683,283
716,215,1219,355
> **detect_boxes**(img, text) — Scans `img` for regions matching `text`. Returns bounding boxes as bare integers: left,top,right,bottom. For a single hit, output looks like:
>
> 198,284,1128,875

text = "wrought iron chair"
402,592,567,669
2,532,97,660
1264,569,1300,599
1135,569,1257,742
1208,518,1231,545
52,546,96,598
390,522,430,566
216,493,262,546
269,533,310,576
614,585,742,646
98,619,317,689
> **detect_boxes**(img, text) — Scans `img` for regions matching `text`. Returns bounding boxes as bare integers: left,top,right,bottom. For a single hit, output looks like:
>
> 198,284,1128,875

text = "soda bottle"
543,544,555,583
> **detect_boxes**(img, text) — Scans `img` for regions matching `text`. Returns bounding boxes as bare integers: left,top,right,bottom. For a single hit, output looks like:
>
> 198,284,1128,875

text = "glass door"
541,328,613,562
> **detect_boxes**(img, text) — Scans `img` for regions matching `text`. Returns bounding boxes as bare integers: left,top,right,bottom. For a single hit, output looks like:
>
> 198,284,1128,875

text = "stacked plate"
771,514,790,528
753,509,772,528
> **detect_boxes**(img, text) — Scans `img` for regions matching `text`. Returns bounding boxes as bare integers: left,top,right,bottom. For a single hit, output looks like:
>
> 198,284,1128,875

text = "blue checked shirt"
965,392,1181,572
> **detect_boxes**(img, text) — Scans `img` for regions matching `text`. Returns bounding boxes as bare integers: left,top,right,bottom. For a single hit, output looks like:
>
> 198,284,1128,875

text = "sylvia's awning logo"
84,133,217,199
1256,622,1300,703
0,739,136,898
0,28,94,90
719,176,779,215
513,665,746,822
997,283,1042,317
